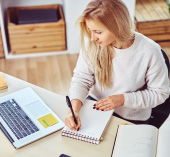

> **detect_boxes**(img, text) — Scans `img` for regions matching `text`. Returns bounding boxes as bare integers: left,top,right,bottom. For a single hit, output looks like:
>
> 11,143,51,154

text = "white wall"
64,0,91,54
122,0,136,22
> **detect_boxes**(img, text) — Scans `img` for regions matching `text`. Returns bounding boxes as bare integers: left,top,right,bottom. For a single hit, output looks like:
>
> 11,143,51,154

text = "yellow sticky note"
38,113,59,128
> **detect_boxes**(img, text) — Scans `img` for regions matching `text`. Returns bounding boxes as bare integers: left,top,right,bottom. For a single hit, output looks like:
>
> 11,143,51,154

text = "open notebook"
61,99,114,144
112,114,170,157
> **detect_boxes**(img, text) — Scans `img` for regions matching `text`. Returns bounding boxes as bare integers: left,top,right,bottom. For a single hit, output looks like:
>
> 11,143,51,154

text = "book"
18,8,60,25
0,72,8,90
111,115,170,157
61,99,114,144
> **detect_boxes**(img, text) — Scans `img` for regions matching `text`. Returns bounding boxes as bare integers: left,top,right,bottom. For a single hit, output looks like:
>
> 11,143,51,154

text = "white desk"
0,73,131,157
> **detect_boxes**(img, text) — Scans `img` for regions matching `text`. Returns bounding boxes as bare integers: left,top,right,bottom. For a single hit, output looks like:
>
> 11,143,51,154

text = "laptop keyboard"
0,99,39,139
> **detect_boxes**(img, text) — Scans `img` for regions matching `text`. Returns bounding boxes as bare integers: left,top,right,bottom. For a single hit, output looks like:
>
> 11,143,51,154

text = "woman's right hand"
65,99,82,131
65,111,81,131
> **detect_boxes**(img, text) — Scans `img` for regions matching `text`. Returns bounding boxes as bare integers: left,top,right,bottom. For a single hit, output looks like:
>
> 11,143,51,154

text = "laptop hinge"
0,122,15,144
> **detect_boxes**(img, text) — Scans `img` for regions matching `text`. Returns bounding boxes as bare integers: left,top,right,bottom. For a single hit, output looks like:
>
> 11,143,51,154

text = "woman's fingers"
65,113,81,131
94,94,124,111
95,103,114,111
98,103,112,110
77,116,81,130
96,98,108,107
95,98,110,109
69,116,77,130
95,102,109,109
65,117,76,130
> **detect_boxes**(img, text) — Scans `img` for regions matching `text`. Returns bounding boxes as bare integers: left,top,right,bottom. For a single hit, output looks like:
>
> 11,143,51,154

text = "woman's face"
86,20,116,48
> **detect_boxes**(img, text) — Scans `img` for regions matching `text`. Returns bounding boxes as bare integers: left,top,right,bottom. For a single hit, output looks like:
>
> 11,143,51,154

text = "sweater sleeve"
69,50,95,103
123,53,170,109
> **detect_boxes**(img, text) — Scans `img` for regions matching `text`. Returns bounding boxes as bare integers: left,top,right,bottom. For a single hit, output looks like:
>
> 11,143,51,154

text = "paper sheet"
114,125,158,157
157,115,170,157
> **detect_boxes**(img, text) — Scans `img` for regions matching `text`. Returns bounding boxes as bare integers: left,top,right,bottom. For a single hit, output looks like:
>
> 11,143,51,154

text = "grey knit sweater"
69,32,170,121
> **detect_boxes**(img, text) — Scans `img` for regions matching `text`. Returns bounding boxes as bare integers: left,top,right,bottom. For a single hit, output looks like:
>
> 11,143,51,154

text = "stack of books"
0,73,8,90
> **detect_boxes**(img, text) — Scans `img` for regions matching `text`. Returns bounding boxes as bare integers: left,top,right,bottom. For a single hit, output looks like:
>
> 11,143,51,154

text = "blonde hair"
77,0,135,88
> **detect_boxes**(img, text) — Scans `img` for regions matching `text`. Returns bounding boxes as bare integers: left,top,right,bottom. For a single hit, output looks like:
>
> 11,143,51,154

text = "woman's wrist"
70,99,82,113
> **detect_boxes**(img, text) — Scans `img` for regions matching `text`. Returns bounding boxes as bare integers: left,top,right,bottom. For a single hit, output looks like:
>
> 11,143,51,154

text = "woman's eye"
95,31,102,34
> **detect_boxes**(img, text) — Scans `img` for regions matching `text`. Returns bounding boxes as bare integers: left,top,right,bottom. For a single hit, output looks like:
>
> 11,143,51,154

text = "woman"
65,0,170,131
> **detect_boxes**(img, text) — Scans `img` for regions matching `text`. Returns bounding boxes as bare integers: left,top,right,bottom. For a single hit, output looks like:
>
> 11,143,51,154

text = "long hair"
76,0,135,88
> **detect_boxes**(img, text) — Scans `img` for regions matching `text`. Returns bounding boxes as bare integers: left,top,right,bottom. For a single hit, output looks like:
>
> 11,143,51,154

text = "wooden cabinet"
8,4,66,55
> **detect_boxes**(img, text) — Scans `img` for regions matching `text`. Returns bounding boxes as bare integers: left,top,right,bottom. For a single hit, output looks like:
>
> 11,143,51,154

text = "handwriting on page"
115,125,157,157
79,119,96,136
127,136,154,156
160,115,170,130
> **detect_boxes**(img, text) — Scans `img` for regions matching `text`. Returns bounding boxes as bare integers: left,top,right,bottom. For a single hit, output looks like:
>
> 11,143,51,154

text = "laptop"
0,87,65,148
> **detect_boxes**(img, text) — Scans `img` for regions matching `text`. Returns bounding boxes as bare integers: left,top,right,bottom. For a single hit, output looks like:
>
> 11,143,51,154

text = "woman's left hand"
95,94,125,111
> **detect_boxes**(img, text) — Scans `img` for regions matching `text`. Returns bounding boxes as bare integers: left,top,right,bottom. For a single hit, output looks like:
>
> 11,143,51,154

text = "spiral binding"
61,130,100,144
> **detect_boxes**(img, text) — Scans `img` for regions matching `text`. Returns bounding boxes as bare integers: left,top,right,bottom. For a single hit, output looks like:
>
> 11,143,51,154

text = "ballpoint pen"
66,96,78,125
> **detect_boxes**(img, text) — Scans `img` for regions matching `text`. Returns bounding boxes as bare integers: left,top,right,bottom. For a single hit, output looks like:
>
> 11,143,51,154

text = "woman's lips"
96,41,102,44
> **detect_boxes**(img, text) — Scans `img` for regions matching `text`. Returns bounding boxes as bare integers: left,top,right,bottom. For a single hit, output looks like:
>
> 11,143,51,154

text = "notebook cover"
18,8,60,25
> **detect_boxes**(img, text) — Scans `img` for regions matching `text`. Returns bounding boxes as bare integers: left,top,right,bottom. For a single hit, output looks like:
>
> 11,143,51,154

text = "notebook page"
114,125,158,157
157,115,170,157
62,99,114,140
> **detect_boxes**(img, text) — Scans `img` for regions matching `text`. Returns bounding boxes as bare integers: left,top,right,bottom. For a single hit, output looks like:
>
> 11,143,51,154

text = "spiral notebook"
61,99,114,144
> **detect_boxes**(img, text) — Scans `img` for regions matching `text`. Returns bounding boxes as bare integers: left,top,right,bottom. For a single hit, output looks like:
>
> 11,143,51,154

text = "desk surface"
0,73,132,157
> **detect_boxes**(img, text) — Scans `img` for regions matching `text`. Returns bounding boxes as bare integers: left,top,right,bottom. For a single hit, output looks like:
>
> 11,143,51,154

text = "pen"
66,96,78,125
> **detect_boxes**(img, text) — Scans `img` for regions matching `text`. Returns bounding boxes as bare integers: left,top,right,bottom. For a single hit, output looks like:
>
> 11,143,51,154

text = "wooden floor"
0,54,79,96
